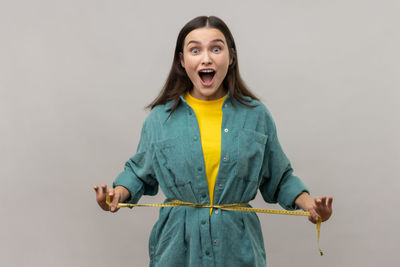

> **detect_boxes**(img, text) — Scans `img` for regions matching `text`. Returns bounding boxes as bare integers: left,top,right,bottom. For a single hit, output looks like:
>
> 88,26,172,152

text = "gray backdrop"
1,0,399,266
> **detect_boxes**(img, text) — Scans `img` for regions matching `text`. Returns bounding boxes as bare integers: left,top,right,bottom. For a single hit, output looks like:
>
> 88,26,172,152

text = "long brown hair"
147,16,259,113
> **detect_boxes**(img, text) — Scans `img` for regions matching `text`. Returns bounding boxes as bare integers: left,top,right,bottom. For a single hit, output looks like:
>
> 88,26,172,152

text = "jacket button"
201,220,206,225
197,166,202,171
224,128,229,133
201,193,207,198
193,136,198,141
205,250,210,256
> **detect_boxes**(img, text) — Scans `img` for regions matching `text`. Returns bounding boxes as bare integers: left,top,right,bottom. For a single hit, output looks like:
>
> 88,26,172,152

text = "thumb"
109,189,120,213
308,209,319,224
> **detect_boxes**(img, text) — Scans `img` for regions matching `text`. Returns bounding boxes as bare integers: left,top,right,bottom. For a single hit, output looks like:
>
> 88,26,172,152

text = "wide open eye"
212,47,221,53
191,48,199,54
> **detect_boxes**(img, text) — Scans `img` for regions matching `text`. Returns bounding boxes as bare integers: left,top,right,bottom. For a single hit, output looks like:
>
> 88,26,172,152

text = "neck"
189,87,226,101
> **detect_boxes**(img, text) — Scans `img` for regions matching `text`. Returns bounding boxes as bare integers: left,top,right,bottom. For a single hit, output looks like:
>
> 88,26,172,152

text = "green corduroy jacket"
113,92,309,267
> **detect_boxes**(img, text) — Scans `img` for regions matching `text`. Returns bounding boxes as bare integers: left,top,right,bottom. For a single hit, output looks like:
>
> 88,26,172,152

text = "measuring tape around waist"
105,196,324,255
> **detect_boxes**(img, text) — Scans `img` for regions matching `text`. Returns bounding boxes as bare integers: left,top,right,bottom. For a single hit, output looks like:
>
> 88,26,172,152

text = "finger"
109,189,120,212
315,197,327,209
110,199,120,212
308,214,317,224
101,184,107,194
321,196,327,206
94,186,103,199
314,197,321,207
108,188,114,202
327,197,333,209
317,196,327,210
308,208,319,222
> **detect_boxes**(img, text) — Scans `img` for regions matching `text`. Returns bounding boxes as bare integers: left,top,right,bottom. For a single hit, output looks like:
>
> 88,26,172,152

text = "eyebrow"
186,39,225,47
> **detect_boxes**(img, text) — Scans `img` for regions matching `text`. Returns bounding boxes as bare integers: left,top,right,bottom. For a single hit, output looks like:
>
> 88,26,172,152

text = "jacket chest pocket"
153,136,191,186
236,129,268,181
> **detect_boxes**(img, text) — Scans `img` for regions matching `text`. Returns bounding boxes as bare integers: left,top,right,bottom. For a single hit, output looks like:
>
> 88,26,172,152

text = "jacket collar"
164,97,179,112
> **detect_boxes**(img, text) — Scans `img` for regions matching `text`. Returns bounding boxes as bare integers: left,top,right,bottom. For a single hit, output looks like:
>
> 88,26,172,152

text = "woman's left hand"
295,192,333,224
307,196,333,224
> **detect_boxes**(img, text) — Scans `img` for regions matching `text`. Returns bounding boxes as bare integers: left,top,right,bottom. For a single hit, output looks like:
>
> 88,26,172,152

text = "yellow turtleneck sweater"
184,92,226,214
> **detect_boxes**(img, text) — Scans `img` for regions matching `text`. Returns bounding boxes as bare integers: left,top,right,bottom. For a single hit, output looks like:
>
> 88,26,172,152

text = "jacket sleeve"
258,110,309,210
112,118,158,204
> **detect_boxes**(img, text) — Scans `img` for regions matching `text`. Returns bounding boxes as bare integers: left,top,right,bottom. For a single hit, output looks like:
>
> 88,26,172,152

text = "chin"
192,81,225,100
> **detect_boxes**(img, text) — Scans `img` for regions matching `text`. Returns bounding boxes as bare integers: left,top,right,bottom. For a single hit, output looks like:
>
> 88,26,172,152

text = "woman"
94,16,333,266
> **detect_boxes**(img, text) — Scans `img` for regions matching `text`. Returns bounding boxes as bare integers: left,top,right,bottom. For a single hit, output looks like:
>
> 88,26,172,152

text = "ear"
179,52,185,68
229,55,233,65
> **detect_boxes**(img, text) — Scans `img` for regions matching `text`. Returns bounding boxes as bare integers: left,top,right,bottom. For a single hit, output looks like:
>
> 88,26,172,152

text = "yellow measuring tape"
106,196,323,255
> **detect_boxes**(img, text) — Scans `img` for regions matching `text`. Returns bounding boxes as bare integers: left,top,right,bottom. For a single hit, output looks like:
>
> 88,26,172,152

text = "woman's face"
180,27,232,100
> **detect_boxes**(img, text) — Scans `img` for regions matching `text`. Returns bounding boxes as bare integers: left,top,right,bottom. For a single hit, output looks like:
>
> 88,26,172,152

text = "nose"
201,51,212,65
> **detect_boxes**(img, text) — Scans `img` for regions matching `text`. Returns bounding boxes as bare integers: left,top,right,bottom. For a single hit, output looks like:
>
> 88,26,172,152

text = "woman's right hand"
93,184,129,213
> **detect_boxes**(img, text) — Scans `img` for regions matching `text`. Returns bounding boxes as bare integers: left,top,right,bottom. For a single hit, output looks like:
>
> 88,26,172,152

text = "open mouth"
198,69,215,86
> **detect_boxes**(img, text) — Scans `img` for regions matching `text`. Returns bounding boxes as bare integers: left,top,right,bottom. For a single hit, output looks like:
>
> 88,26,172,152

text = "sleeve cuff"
112,170,144,204
278,176,309,210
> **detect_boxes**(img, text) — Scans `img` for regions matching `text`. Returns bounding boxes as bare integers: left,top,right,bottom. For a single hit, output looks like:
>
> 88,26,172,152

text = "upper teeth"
200,70,214,73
